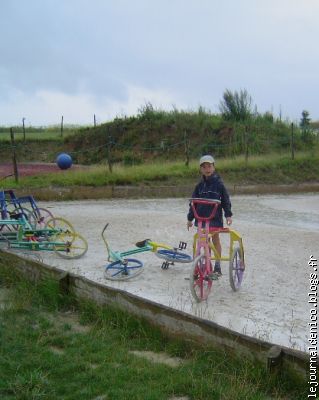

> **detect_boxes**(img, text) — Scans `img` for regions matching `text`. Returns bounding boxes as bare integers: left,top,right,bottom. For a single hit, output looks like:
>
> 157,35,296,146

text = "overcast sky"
1,0,318,127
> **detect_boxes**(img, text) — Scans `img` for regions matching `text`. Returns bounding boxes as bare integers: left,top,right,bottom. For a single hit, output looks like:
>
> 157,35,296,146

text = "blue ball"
56,153,73,170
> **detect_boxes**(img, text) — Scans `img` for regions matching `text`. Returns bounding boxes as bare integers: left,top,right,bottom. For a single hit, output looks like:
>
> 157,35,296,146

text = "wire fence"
1,122,318,178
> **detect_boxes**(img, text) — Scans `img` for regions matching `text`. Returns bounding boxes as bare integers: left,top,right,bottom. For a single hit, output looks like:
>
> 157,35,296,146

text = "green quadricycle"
0,215,88,260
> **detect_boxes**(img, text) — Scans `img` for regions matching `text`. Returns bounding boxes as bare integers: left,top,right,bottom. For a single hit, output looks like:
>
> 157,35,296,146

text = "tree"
300,110,311,129
219,89,253,121
299,110,312,143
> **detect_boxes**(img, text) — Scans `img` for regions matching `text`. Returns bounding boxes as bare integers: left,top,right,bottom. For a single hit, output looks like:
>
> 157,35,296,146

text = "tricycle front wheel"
190,254,213,302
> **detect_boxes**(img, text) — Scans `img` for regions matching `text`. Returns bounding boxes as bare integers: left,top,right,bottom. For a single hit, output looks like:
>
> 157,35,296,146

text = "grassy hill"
1,108,318,198
1,107,317,166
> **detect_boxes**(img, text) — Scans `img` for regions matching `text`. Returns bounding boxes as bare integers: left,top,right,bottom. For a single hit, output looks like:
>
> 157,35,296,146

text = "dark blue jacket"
187,173,232,227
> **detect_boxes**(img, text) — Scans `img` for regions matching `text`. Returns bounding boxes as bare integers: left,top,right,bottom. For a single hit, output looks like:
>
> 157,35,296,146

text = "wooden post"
106,128,113,173
60,115,64,137
244,126,249,165
10,128,19,183
267,345,283,374
291,123,295,160
22,117,26,143
184,131,190,167
229,128,233,158
94,114,96,127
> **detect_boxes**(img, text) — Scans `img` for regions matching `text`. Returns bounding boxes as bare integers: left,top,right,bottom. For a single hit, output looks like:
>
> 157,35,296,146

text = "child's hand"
226,217,232,226
187,221,193,230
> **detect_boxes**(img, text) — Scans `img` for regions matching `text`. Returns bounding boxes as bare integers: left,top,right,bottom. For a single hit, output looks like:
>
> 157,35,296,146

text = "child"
187,155,232,276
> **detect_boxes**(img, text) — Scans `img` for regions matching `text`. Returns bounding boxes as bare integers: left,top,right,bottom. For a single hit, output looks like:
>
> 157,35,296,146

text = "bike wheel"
155,249,192,263
104,258,143,281
45,217,75,234
30,207,55,229
229,247,245,291
190,254,213,302
53,232,88,259
3,205,31,231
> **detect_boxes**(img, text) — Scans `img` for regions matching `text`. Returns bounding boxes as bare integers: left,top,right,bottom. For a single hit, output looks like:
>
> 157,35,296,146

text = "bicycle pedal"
161,261,170,270
178,241,187,250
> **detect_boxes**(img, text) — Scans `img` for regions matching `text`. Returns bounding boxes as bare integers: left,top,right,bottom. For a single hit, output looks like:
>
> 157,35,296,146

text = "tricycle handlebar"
102,223,109,236
189,198,220,221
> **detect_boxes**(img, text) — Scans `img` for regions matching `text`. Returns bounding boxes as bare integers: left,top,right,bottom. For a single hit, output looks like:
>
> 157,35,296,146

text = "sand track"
6,193,319,351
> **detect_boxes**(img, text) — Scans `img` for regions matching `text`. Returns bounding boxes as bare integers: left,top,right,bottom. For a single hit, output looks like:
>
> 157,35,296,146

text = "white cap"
199,155,215,165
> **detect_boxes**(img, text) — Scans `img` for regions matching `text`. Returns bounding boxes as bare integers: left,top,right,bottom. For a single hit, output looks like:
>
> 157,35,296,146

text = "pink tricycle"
189,198,245,302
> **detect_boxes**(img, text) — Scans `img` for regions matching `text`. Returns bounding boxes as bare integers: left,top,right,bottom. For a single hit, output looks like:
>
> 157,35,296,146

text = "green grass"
0,264,307,399
2,151,319,190
0,126,85,141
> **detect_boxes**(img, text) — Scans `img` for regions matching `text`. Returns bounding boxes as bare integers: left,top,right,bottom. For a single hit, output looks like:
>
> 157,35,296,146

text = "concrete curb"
11,182,319,201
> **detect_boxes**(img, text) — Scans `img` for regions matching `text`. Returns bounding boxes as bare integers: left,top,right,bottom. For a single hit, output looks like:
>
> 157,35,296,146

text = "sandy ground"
7,193,319,352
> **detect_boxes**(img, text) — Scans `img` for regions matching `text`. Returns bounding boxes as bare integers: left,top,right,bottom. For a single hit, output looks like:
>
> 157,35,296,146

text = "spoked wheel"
155,249,192,263
29,208,55,229
229,247,245,291
45,217,75,236
52,231,88,259
190,254,213,302
104,258,143,281
3,206,32,231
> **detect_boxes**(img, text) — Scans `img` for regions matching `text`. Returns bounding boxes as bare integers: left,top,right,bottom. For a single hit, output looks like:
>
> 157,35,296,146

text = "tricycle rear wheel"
229,247,245,291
